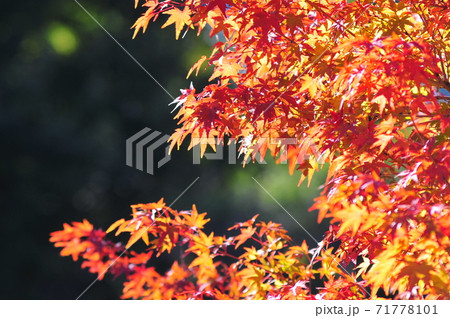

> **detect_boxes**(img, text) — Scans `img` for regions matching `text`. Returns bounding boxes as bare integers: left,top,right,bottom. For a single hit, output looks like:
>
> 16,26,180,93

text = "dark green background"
0,0,327,299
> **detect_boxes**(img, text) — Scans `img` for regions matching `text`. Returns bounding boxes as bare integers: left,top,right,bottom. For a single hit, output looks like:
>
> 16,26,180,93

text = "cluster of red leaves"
52,0,450,299
49,219,150,280
51,200,367,299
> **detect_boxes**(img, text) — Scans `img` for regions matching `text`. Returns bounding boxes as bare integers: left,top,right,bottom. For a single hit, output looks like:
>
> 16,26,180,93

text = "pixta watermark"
126,127,323,175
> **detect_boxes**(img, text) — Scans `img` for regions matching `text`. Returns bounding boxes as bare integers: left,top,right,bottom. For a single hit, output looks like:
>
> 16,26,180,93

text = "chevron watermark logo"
126,128,171,175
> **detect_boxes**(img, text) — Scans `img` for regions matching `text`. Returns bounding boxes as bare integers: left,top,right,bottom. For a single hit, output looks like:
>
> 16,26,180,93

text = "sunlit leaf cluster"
51,200,369,299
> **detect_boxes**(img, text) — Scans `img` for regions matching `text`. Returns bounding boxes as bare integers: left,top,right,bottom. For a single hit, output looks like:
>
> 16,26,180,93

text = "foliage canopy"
51,0,449,299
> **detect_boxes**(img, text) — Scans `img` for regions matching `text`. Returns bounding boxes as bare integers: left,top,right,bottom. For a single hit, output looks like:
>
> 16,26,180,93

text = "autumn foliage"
51,0,449,299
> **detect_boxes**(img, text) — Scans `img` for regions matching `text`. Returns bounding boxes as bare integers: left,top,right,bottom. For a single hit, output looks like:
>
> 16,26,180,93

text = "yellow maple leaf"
162,7,192,40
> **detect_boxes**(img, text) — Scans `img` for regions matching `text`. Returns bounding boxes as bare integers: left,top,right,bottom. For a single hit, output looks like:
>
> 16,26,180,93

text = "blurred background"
0,0,328,299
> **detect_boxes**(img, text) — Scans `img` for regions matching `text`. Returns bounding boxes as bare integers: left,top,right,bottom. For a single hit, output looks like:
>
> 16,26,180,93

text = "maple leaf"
106,218,125,234
131,0,160,39
234,227,256,249
161,7,192,40
187,55,208,78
